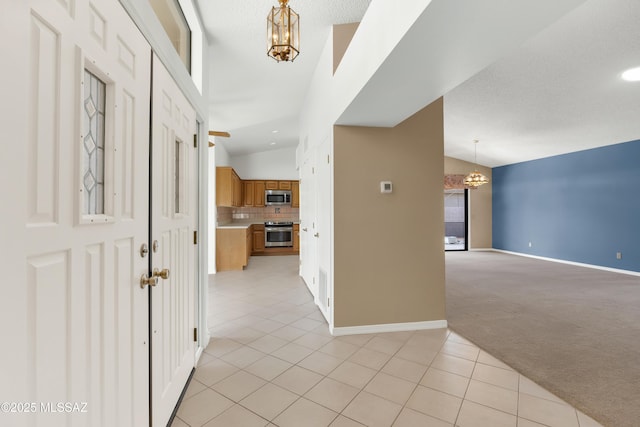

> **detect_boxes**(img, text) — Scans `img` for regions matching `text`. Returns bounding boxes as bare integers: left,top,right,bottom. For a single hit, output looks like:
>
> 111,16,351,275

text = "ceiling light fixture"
267,0,300,62
621,66,640,82
463,140,490,189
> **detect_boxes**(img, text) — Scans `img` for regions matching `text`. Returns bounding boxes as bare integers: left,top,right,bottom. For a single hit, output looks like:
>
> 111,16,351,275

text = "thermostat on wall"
380,181,393,193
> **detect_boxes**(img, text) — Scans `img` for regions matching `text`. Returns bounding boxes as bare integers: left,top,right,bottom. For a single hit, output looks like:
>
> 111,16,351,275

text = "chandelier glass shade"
464,140,489,189
267,0,300,62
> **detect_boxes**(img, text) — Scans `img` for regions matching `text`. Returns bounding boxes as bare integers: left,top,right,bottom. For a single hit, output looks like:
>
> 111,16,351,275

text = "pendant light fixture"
463,140,490,189
267,0,300,62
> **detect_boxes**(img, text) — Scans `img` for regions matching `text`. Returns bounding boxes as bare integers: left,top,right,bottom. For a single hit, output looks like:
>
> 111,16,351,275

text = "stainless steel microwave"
265,190,291,206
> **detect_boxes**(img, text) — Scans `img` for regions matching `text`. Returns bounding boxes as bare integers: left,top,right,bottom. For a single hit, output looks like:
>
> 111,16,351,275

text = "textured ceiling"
197,0,640,167
444,0,640,167
198,0,371,156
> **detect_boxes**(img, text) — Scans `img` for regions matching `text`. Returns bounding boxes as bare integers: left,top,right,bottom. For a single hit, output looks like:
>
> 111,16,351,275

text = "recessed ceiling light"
272,130,279,133
270,142,276,145
621,67,640,82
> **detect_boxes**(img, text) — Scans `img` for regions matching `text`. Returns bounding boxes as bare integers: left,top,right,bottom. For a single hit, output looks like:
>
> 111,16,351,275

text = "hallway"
172,256,602,426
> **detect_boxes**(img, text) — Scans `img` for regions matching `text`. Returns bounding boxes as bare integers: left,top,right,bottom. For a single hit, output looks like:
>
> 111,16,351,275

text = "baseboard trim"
469,248,494,252
330,320,447,336
492,249,640,278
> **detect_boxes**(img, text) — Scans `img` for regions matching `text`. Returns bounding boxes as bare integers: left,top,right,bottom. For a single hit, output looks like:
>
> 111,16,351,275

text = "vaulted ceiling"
197,0,640,167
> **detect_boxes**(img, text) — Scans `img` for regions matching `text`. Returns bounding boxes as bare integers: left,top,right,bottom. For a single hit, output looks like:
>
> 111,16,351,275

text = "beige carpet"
445,251,640,427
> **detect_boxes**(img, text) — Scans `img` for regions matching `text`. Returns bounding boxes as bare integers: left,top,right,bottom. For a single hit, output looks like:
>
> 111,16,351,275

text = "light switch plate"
380,181,393,193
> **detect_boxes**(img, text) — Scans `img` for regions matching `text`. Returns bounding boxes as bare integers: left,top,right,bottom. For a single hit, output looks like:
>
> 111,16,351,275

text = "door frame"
444,188,469,252
119,0,210,356
119,0,211,423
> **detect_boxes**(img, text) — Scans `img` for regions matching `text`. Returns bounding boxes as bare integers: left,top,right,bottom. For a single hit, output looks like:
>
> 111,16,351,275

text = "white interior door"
300,149,318,297
1,1,151,426
317,138,332,323
150,55,197,426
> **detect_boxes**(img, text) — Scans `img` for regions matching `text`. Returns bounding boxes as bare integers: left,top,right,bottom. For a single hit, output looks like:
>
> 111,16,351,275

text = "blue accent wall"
493,139,640,272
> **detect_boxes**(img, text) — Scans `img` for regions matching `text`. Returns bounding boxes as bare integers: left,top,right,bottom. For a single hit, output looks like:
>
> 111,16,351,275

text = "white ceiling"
197,0,640,167
444,0,640,167
198,0,371,156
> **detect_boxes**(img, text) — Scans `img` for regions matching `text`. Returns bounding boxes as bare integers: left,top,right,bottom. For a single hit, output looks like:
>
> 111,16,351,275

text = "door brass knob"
314,233,319,238
153,268,170,280
302,228,308,232
140,273,159,289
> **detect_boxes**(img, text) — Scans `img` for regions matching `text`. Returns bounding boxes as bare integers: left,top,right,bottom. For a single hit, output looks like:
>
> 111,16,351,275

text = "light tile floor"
173,256,603,427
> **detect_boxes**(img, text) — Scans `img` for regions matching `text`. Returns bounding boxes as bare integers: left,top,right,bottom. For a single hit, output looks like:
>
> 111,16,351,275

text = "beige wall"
333,23,360,74
333,98,445,328
444,157,492,248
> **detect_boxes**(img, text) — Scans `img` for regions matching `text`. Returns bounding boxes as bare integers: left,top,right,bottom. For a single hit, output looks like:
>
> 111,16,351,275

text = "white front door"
1,1,151,426
150,56,197,426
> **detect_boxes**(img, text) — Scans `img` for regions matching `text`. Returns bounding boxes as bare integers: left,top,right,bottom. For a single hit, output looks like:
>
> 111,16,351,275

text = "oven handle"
265,227,293,232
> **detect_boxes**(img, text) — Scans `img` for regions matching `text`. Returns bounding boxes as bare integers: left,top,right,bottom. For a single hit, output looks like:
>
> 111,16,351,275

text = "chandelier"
267,0,300,62
463,140,489,189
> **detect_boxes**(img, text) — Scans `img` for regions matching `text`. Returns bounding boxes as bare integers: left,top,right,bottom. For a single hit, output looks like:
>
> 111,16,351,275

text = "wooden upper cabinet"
291,181,299,208
243,181,255,206
278,181,292,190
219,174,297,208
254,181,266,207
232,172,242,207
216,167,243,207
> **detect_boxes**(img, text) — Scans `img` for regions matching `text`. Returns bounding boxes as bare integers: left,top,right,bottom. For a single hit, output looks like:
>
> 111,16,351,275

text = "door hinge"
193,134,197,148
193,327,198,342
313,277,315,284
312,167,315,174
327,298,330,307
327,155,330,164
193,231,198,245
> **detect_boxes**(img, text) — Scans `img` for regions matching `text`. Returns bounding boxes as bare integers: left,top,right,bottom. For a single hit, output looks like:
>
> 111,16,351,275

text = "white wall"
231,147,298,180
332,0,433,125
208,145,217,274
215,141,231,166
299,29,335,155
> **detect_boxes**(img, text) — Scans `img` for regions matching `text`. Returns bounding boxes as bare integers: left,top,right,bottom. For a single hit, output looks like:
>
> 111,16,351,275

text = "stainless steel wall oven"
264,221,293,247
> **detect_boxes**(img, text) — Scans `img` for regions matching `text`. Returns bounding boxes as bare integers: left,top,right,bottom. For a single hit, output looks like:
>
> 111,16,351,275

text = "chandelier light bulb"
464,140,489,188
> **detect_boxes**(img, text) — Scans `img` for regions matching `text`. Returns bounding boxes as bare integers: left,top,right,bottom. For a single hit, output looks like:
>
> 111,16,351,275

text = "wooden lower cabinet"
252,224,265,254
218,223,300,268
216,227,252,271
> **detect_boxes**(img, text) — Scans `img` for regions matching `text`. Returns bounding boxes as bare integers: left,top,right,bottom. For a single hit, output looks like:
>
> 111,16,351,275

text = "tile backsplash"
217,206,299,224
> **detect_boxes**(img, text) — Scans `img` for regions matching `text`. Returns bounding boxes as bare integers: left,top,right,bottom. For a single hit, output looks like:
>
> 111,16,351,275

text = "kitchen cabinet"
291,181,299,208
246,225,252,260
252,224,265,254
293,223,299,252
244,180,266,207
254,181,265,207
233,173,242,206
265,181,278,190
216,167,243,207
216,226,251,271
243,181,254,206
278,181,291,190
